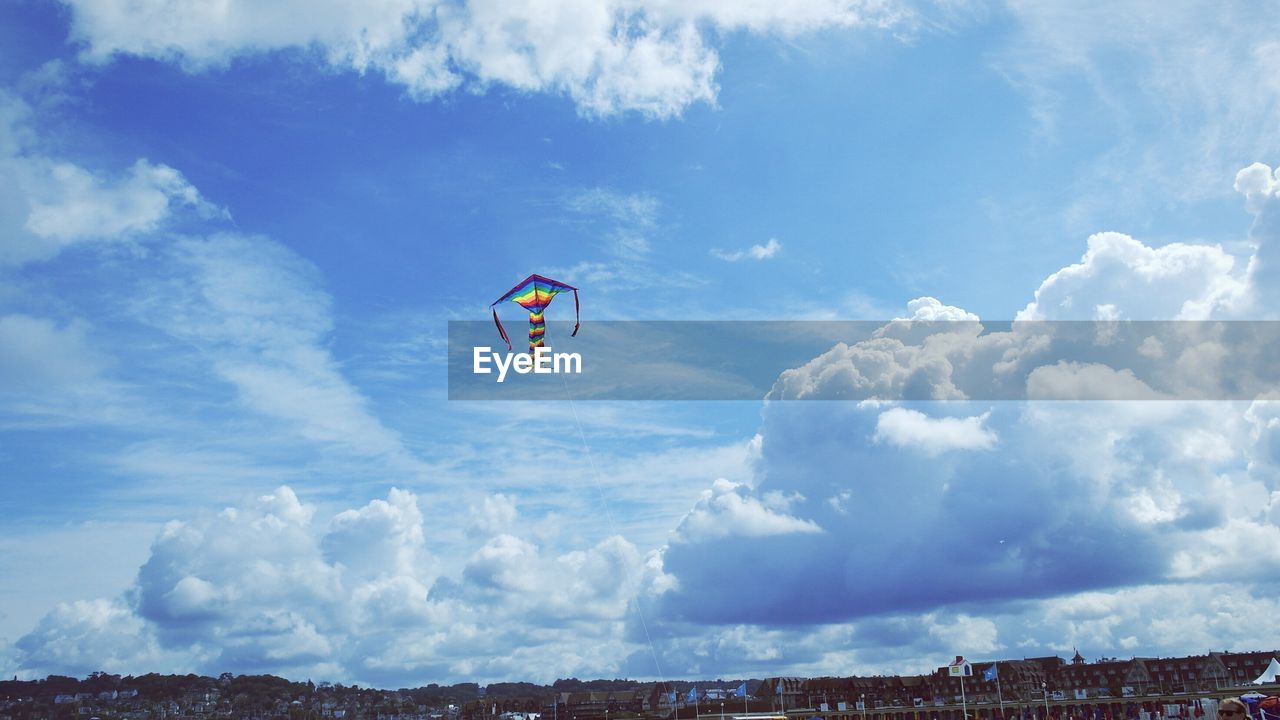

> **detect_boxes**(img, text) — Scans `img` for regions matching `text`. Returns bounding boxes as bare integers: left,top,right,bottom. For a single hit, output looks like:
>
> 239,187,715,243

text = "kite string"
560,373,669,691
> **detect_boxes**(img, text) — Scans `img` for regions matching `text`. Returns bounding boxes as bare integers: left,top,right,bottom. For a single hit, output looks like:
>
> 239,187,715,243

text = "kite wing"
490,273,580,352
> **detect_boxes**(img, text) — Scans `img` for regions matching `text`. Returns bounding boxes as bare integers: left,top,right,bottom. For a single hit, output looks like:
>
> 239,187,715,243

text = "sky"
2,0,1280,689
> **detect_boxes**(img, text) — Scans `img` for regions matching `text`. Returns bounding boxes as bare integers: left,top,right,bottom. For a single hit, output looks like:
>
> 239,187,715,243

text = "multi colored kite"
490,273,580,352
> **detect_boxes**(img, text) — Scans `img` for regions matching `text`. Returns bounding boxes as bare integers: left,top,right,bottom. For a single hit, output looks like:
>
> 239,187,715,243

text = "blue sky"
2,0,1280,688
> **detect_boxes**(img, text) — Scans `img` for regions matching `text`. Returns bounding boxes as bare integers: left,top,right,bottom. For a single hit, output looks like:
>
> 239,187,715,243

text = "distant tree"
43,675,80,696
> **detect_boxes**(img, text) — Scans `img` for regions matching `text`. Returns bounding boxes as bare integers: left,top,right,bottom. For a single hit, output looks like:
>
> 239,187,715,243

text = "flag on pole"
688,689,699,703
734,683,748,698
984,665,999,682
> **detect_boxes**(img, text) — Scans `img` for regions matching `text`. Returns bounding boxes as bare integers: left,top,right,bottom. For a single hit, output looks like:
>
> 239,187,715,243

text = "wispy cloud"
131,233,428,477
711,238,782,261
994,0,1280,217
564,187,659,229
542,187,707,304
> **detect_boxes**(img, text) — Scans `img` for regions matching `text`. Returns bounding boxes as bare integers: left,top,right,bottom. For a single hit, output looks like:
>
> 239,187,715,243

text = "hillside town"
2,650,1276,720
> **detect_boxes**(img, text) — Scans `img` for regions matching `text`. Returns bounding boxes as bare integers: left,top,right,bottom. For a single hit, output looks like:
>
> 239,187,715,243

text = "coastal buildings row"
539,651,1279,720
781,650,1280,711
2,651,1275,720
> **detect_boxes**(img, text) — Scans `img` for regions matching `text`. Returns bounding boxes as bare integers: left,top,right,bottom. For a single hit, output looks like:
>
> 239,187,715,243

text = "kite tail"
570,288,580,337
491,307,513,352
528,309,546,353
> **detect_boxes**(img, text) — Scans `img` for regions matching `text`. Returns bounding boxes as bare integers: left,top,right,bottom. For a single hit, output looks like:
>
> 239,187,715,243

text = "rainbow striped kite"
490,274,580,352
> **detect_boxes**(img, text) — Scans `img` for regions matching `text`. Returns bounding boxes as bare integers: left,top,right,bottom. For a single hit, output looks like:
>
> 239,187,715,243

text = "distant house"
1059,657,1150,696
760,677,804,709
1216,651,1280,687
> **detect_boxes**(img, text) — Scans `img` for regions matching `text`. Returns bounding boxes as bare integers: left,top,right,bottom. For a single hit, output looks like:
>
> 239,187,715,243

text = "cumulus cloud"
768,315,993,401
323,488,431,581
873,407,997,455
13,487,663,684
924,613,1000,655
898,296,979,322
657,400,1178,627
57,0,915,118
630,581,1280,681
650,164,1280,645
671,478,821,543
1235,162,1280,214
769,259,1277,404
1016,231,1248,321
711,238,782,262
1238,162,1280,315
15,598,182,678
1032,583,1280,655
465,493,519,537
1024,362,1165,401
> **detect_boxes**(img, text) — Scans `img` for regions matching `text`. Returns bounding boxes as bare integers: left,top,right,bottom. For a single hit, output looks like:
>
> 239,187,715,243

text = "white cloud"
651,165,1280,643
711,238,782,262
898,296,979,322
57,0,915,118
671,478,822,543
1235,162,1280,214
1033,584,1280,655
769,219,1280,405
1168,518,1280,580
1237,161,1280,316
13,487,666,684
14,598,177,676
24,159,222,242
1016,231,1248,321
768,317,995,401
135,233,425,472
0,92,221,266
631,580,1280,681
924,613,1000,654
323,488,431,581
0,522,158,656
465,493,520,537
1024,362,1165,401
874,407,997,455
